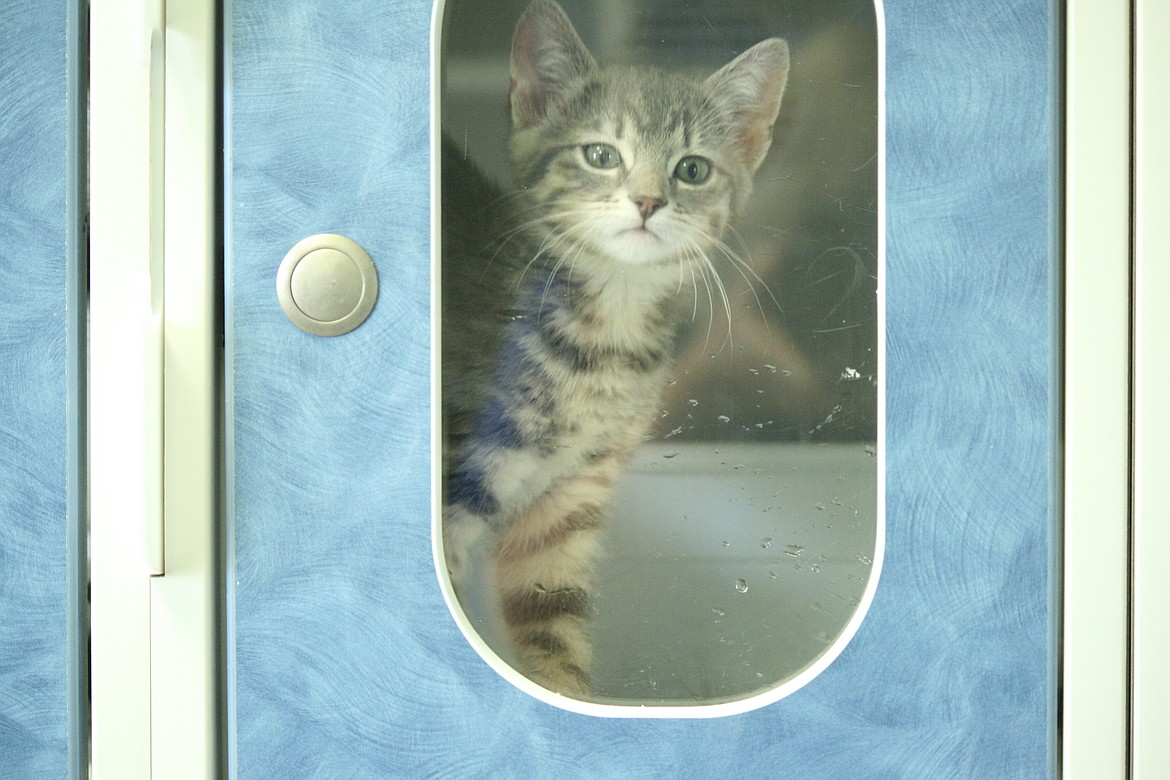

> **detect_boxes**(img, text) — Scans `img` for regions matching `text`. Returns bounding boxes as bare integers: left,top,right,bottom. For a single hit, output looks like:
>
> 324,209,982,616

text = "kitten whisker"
537,221,603,315
690,250,716,348
539,255,571,316
690,249,717,349
723,222,755,260
684,240,733,352
487,201,595,264
512,208,601,291
539,231,594,314
714,247,774,338
691,227,784,330
516,227,572,291
564,223,604,290
487,188,532,210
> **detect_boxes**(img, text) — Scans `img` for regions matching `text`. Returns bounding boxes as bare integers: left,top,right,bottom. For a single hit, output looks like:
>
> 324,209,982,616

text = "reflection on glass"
439,0,880,707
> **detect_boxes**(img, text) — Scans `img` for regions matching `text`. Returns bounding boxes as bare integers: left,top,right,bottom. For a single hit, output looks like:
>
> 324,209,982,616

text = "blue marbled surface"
0,2,71,777
229,0,1054,775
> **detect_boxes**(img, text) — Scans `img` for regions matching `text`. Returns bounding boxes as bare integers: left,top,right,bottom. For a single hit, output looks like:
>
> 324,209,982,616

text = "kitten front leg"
445,419,639,695
489,456,625,697
442,503,491,591
442,442,551,588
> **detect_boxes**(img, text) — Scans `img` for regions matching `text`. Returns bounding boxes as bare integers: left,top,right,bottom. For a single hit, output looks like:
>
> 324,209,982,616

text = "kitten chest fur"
468,251,685,520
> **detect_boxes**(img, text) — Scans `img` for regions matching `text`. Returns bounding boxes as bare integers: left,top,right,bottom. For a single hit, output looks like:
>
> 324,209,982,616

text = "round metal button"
277,234,378,336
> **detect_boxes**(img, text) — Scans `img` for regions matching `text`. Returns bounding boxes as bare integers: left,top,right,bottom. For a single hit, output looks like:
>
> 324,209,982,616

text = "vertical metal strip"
1062,0,1133,776
221,0,239,774
89,0,166,773
151,0,222,775
1049,2,1066,774
1130,0,1170,771
65,0,90,775
1126,4,1137,775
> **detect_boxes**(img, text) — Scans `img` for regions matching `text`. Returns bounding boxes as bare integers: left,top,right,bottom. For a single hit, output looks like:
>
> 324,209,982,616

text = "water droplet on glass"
759,537,773,549
662,451,679,459
763,364,777,373
748,367,760,375
857,554,872,566
734,579,749,593
688,399,699,406
784,544,804,557
712,606,726,617
768,570,778,580
810,563,821,573
721,540,730,548
717,415,731,423
864,444,877,457
815,502,827,511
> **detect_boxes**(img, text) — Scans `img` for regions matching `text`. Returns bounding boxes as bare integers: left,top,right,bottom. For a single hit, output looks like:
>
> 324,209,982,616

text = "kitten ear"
705,39,790,172
509,0,598,129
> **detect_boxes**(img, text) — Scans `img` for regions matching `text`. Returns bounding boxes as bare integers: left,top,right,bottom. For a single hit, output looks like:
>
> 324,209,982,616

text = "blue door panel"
229,0,1053,775
0,1,81,777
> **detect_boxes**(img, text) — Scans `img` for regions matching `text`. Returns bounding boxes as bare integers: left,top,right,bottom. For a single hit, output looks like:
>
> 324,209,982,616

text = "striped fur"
442,0,789,696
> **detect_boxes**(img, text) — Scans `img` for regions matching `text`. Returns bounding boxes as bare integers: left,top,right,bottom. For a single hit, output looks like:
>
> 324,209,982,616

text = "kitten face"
512,73,745,266
508,0,789,271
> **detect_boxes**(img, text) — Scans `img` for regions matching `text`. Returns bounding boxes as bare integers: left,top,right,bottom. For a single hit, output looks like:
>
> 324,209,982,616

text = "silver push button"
277,234,378,336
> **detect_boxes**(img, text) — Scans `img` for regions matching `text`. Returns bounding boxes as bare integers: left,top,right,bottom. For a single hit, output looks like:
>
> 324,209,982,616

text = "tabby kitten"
442,0,789,697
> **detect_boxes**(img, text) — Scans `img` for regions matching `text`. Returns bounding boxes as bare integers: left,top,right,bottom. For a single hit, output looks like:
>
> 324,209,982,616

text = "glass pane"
438,0,880,707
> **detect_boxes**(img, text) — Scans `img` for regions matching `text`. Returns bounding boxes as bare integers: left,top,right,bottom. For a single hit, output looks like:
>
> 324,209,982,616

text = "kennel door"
226,0,1071,775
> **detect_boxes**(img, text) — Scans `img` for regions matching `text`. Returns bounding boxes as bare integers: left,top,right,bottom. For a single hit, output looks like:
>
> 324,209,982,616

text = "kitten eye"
582,143,621,170
674,156,711,184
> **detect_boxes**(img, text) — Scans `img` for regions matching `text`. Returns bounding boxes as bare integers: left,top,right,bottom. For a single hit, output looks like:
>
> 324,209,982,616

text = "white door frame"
1130,0,1170,773
89,0,218,777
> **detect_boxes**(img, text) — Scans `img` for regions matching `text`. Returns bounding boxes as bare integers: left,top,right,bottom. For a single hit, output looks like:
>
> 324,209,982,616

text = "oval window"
435,0,883,714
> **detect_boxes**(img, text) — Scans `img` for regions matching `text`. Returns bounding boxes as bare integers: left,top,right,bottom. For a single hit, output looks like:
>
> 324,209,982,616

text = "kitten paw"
442,509,490,589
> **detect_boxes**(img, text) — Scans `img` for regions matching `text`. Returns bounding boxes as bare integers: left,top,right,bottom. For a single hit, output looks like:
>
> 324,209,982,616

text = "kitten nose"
633,195,666,220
